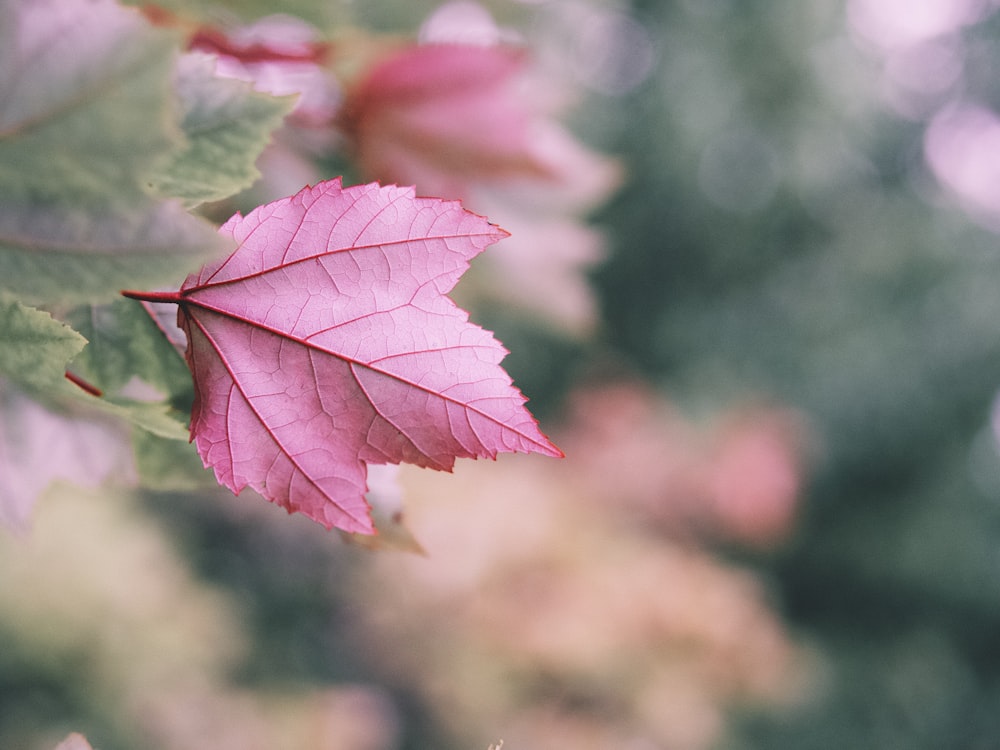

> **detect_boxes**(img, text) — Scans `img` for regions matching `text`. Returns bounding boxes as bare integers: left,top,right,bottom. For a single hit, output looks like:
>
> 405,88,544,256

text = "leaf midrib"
182,230,501,292
179,294,552,452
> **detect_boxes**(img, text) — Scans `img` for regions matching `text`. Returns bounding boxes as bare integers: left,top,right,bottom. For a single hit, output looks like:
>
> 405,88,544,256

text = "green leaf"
149,53,296,207
0,296,86,389
65,299,192,404
0,202,226,306
0,0,225,304
0,296,188,440
91,398,190,441
120,0,344,27
133,430,214,490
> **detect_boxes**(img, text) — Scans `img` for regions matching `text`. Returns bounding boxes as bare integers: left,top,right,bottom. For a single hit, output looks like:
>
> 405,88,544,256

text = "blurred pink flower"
703,411,806,545
455,212,606,333
337,40,620,332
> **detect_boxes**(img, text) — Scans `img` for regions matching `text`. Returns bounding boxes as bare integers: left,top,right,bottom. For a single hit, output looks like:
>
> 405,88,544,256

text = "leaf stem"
65,371,103,397
121,289,183,304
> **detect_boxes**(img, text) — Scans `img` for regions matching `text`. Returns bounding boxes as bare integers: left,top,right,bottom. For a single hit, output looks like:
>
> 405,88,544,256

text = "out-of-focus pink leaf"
337,40,621,334
132,179,560,534
339,44,555,198
0,381,134,533
459,212,606,334
189,15,340,129
558,381,807,547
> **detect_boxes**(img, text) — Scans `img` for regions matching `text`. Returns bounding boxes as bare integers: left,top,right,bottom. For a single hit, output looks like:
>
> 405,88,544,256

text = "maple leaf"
125,179,561,534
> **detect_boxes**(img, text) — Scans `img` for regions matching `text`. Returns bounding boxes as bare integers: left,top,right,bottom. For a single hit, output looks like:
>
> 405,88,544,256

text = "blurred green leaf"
0,295,188,440
120,0,346,27
0,0,225,304
65,298,192,404
0,296,86,389
149,53,296,207
133,429,214,490
88,397,190,441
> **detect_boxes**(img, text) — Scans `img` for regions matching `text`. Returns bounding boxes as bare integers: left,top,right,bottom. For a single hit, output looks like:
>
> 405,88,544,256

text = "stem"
65,370,103,397
121,289,183,304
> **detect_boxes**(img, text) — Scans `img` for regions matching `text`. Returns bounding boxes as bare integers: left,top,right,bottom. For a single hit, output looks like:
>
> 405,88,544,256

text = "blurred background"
6,0,1000,748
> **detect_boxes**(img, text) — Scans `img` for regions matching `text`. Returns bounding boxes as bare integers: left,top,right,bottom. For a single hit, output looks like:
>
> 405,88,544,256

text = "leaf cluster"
1,0,561,538
0,0,294,464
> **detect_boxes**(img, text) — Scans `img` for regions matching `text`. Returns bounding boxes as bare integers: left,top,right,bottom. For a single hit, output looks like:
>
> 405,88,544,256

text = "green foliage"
0,1,225,304
149,53,297,207
0,3,177,203
132,430,214,489
0,297,86,389
65,299,192,403
594,1,1000,747
83,397,190,441
0,297,189,439
0,0,290,440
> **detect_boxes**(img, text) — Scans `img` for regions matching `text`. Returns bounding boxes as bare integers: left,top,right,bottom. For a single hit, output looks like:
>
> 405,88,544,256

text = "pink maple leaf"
189,15,340,129
0,380,136,534
125,179,560,534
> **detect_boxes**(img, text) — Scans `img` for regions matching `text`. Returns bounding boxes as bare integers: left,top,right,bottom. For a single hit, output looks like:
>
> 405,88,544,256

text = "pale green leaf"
65,298,192,404
0,296,86,389
90,397,190,441
0,0,225,304
119,0,344,27
0,295,188,439
150,53,296,207
133,430,215,490
0,202,226,305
